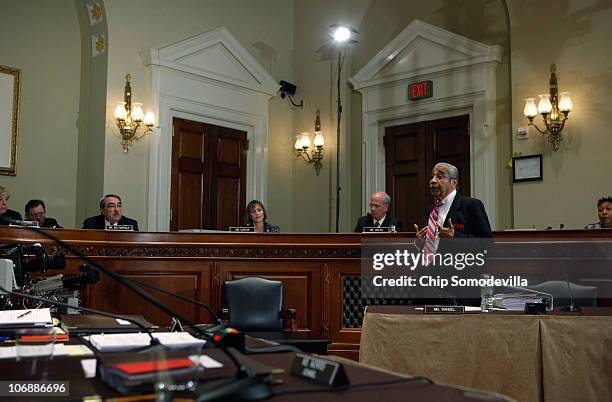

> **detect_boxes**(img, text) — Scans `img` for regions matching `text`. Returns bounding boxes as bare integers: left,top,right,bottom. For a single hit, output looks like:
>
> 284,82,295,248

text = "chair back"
223,277,284,331
528,280,597,307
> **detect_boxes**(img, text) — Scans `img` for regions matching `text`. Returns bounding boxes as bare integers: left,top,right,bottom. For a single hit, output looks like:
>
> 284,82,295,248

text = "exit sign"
409,80,433,100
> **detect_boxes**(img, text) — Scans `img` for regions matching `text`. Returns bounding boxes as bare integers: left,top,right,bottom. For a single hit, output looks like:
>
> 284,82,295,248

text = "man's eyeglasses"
29,212,46,218
104,203,122,209
369,203,384,209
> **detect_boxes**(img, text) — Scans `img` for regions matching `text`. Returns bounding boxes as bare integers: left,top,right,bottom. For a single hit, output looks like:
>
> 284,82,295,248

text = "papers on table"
195,354,223,369
0,308,53,328
87,332,206,352
0,343,68,359
81,359,97,378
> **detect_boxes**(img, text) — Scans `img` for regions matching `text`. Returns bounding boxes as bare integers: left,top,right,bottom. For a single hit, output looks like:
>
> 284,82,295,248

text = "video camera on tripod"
0,243,100,310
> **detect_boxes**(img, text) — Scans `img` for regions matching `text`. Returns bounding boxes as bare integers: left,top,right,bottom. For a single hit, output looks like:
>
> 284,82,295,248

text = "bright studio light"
332,26,351,43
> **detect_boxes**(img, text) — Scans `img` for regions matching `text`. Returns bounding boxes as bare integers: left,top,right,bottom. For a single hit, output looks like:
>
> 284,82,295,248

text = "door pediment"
351,19,502,89
143,27,278,96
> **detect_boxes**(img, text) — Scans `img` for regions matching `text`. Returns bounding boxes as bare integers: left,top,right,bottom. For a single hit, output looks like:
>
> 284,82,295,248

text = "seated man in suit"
354,191,402,232
82,194,139,231
25,199,62,228
0,185,23,224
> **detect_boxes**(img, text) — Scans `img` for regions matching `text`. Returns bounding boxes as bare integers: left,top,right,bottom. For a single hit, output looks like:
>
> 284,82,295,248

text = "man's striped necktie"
423,201,443,264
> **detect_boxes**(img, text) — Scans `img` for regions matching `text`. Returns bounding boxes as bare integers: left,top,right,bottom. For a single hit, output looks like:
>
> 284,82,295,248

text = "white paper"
80,359,97,378
65,344,94,357
88,332,206,352
115,318,131,325
194,355,223,369
0,308,53,327
0,343,68,359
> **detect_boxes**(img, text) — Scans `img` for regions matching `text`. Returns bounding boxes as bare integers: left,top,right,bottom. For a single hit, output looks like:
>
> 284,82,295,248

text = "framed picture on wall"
513,154,542,182
0,65,20,176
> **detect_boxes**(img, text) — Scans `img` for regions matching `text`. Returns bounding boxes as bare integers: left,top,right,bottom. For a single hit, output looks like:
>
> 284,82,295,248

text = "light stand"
335,49,344,233
329,24,357,232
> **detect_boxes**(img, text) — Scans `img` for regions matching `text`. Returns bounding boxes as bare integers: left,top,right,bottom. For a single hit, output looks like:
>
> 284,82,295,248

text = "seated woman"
0,185,23,224
245,200,280,233
585,196,612,229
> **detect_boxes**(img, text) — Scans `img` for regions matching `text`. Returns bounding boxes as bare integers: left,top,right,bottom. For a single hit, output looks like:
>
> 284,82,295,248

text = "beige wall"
292,0,512,230
3,0,611,232
0,0,81,227
103,0,295,230
510,0,612,229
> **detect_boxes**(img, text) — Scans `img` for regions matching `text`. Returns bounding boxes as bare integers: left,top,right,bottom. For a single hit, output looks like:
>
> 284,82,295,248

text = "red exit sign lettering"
409,80,433,100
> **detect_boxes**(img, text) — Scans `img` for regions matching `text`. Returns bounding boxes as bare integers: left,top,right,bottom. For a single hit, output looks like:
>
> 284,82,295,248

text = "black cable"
0,219,243,371
127,277,221,323
0,284,159,346
271,375,433,397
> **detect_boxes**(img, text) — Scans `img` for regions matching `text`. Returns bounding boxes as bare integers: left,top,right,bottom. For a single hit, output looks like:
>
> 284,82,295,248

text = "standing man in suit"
413,162,492,305
354,191,402,232
414,162,492,241
82,194,139,231
25,199,62,228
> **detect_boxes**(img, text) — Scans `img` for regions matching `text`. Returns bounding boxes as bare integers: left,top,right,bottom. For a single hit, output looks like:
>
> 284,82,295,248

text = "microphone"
0,283,159,347
126,277,221,324
559,259,580,312
1,219,272,400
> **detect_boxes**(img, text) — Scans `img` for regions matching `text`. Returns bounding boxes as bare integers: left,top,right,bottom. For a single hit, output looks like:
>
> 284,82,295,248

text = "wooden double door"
170,118,248,231
385,115,470,229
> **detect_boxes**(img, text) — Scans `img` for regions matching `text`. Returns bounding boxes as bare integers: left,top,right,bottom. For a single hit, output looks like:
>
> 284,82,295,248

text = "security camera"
279,80,297,97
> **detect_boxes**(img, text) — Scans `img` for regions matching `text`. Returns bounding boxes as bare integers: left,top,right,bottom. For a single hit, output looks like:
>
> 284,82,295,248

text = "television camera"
0,243,99,310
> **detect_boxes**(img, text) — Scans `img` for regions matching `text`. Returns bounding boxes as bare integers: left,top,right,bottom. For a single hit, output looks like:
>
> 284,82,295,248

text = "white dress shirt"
437,189,457,227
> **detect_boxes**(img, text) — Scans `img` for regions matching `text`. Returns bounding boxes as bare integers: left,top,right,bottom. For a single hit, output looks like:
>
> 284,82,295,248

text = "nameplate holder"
290,353,349,387
9,220,39,227
106,225,133,231
524,302,547,315
424,305,465,314
363,226,390,233
228,227,254,232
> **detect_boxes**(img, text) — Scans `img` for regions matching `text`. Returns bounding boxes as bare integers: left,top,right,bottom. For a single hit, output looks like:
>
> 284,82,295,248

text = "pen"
16,311,32,319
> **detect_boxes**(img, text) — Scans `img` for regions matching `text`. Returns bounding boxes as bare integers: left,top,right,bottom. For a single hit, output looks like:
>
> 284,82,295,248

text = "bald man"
354,191,402,232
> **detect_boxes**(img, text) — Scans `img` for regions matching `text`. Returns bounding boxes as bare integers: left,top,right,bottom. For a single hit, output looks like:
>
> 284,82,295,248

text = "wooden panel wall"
1,227,611,361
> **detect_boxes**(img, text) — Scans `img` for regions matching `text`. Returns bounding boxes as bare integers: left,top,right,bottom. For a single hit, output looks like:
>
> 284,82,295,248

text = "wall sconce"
295,109,324,175
113,74,155,153
523,64,573,151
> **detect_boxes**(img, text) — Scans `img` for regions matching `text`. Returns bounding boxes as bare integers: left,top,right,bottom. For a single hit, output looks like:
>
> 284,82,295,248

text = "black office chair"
527,280,598,308
222,277,297,332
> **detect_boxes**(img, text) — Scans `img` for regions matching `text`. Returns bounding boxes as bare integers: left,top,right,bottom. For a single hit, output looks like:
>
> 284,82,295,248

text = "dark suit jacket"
0,209,23,225
415,193,492,305
82,214,139,231
41,218,62,228
354,213,402,233
439,193,492,239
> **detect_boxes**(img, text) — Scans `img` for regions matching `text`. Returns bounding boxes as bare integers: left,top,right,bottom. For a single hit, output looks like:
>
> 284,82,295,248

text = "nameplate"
363,226,390,233
290,353,349,386
423,305,465,314
9,220,39,227
106,225,133,231
228,227,254,232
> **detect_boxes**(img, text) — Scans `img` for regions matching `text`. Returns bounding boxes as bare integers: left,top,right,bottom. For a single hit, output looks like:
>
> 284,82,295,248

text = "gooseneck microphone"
126,277,221,324
0,216,271,400
0,283,159,346
559,259,580,313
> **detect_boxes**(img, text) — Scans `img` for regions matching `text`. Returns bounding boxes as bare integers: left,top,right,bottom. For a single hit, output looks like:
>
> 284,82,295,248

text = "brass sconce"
295,109,324,175
523,64,573,151
113,74,155,153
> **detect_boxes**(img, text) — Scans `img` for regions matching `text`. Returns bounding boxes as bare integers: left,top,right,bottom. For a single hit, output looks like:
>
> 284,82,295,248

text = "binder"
60,314,157,335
